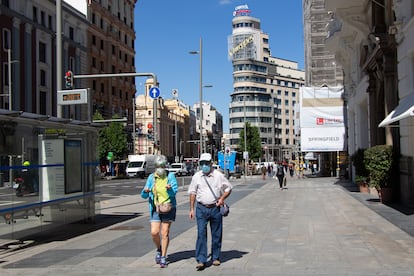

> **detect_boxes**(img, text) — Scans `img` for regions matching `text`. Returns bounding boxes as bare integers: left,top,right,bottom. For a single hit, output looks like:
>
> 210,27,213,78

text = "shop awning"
379,93,414,127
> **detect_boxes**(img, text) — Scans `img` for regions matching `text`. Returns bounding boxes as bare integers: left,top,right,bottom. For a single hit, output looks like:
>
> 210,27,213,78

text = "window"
40,91,47,115
39,42,46,63
112,45,115,55
40,70,46,86
69,57,75,71
69,27,74,40
92,57,96,68
2,29,11,50
100,40,104,50
92,35,96,45
41,11,45,26
100,61,104,71
112,86,115,96
3,63,9,86
33,6,38,23
48,15,52,29
92,13,96,24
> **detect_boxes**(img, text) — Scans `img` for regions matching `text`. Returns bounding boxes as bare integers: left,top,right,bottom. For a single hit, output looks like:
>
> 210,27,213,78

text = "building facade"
323,0,411,203
0,0,137,122
0,0,89,116
134,78,201,162
228,5,305,162
193,102,223,157
87,0,137,122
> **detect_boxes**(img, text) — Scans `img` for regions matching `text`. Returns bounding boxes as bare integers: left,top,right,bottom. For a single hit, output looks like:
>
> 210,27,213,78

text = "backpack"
277,165,284,176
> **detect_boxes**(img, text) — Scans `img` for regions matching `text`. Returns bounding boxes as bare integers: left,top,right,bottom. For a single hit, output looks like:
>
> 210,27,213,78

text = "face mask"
156,168,166,177
201,165,211,174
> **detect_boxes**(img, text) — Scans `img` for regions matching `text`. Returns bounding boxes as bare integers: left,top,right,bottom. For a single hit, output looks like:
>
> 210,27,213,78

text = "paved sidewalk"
2,176,414,275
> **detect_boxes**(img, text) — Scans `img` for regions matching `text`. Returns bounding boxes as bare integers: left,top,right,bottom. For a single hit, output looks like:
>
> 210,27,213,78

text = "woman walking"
141,155,178,268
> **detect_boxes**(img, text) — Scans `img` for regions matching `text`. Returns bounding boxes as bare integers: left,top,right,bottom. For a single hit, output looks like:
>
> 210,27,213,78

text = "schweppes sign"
233,4,251,17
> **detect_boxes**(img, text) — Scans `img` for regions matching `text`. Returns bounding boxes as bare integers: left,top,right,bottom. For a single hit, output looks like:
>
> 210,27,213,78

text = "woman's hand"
166,184,171,189
143,187,150,193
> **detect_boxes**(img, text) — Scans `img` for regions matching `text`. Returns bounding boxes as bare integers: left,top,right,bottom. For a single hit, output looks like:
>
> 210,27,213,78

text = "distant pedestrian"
276,162,287,190
141,155,178,268
188,153,233,271
261,165,267,180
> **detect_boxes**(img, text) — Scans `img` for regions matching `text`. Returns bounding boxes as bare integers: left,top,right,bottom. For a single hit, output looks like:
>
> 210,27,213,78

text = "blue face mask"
201,164,211,174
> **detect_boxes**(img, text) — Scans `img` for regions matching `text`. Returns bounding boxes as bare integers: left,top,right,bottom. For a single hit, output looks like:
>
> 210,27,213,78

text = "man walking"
188,153,233,271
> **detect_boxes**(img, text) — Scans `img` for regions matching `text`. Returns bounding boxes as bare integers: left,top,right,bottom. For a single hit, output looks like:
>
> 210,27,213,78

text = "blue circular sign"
149,87,160,99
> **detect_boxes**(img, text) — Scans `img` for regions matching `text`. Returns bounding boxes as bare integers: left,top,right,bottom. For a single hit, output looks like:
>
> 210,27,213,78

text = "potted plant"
363,145,394,203
351,148,369,193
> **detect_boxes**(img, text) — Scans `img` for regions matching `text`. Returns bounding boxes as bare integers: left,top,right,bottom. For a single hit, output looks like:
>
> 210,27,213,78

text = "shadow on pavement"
221,249,249,263
167,249,248,265
22,213,143,245
168,249,194,263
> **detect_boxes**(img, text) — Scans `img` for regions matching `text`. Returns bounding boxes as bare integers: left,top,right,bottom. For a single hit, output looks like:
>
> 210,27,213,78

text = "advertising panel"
300,87,345,151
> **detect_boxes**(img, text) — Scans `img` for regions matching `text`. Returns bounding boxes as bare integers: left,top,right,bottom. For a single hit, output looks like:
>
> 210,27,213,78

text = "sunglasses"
199,160,211,166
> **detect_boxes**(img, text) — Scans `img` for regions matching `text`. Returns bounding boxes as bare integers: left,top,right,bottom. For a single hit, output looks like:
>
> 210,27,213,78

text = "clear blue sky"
134,0,304,132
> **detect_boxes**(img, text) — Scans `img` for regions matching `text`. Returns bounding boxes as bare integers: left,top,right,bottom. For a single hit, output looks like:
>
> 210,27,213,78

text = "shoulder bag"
202,175,230,217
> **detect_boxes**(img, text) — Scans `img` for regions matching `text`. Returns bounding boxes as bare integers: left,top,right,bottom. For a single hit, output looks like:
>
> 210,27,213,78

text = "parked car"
168,163,188,176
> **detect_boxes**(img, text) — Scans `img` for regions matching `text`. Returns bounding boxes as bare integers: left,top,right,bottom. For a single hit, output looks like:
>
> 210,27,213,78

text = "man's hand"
189,209,195,220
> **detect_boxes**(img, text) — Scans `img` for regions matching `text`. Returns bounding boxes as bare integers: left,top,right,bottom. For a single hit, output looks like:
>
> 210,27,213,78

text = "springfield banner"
300,87,345,151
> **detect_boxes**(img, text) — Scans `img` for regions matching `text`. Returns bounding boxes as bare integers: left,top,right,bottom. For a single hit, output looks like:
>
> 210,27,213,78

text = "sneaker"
155,251,161,264
196,263,205,271
160,256,168,268
212,259,221,266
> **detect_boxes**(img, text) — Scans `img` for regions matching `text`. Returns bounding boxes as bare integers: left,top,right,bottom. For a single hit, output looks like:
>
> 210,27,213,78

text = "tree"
238,122,262,161
96,113,128,161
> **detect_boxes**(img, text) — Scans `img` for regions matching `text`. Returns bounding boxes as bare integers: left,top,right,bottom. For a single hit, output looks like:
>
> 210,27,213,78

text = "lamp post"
189,38,212,155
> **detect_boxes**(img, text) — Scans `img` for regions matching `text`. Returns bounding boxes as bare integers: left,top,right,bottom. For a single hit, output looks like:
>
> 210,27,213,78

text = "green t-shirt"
153,175,170,204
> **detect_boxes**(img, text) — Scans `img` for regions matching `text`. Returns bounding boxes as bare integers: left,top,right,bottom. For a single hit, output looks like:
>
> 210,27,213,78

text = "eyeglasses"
199,160,211,166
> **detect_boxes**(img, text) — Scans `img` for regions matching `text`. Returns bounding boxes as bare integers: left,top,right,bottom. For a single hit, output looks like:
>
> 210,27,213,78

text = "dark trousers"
277,175,284,188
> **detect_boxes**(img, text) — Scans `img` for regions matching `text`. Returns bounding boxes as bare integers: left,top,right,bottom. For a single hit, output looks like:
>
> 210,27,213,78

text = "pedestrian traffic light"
65,70,73,89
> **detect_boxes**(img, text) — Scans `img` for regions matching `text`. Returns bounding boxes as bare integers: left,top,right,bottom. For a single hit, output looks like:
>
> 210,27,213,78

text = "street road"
97,175,192,201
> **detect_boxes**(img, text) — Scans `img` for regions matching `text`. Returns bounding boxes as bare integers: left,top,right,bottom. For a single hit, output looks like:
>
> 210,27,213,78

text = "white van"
126,154,157,178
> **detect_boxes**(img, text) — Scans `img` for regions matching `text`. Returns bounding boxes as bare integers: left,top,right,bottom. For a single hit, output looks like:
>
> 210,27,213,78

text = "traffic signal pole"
71,72,158,152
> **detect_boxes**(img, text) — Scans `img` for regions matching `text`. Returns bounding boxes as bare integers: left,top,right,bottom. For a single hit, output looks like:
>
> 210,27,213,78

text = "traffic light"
65,70,74,89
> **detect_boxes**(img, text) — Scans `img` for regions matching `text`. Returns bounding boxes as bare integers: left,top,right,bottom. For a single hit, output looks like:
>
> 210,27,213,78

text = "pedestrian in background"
188,153,233,271
141,155,178,268
276,161,287,190
261,165,267,180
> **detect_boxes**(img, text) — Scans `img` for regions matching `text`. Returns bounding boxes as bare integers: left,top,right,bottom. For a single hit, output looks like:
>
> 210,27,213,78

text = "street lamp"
189,38,212,155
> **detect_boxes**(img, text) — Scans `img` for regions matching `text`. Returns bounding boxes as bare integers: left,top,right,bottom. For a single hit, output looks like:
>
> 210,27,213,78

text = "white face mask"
156,168,166,177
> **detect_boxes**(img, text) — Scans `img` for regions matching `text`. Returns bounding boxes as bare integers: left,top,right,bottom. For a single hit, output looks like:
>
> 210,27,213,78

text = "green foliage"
364,145,393,190
93,111,104,120
351,148,368,177
97,118,128,161
238,122,262,161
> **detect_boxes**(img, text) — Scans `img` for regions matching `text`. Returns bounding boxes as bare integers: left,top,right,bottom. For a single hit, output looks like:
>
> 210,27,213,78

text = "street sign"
57,89,88,105
149,87,160,99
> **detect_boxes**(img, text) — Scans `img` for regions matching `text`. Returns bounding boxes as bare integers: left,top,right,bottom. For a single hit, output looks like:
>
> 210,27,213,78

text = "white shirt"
188,169,232,205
